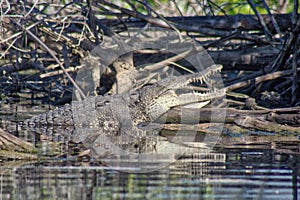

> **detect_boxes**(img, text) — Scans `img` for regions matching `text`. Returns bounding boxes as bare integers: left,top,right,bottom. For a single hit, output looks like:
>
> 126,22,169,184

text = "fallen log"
102,14,299,33
0,128,37,160
164,107,300,124
159,106,300,134
234,116,300,134
162,107,267,123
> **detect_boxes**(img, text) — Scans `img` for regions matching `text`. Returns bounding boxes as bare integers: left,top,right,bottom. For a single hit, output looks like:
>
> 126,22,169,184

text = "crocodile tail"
24,104,74,127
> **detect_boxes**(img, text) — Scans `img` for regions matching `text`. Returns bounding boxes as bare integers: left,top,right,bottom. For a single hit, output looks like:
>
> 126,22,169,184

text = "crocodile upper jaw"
139,64,225,121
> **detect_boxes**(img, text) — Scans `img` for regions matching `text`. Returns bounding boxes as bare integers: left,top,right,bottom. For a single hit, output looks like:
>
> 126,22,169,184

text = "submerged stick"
0,128,37,160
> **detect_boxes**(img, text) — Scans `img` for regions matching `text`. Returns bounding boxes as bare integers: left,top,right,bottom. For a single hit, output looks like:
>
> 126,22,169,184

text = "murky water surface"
0,103,299,199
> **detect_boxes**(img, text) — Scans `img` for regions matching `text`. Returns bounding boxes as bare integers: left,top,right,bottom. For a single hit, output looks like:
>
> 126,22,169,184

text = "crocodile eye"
130,92,138,99
96,100,110,107
134,143,139,149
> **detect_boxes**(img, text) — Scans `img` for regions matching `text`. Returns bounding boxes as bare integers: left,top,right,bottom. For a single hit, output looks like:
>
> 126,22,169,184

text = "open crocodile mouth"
173,64,224,98
189,64,223,85
157,64,223,91
146,64,225,121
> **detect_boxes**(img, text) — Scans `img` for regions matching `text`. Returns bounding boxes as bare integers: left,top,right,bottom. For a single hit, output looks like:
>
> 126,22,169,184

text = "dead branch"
234,115,300,134
163,106,300,127
100,14,300,33
225,67,300,91
0,128,37,160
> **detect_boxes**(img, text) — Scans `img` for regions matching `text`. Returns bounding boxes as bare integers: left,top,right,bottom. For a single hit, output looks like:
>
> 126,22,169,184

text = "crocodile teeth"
199,77,203,83
193,91,210,96
192,91,202,95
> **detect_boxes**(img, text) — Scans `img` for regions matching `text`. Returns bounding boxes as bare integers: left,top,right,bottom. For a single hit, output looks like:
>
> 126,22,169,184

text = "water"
0,148,298,199
0,103,299,199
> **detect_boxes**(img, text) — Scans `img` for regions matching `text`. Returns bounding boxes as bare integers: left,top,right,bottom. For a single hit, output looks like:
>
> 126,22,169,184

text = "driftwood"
234,116,300,134
218,135,300,155
102,14,298,34
0,128,37,160
161,107,300,134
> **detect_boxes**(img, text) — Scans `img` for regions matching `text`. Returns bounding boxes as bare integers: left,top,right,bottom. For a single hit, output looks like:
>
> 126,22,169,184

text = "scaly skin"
23,64,225,154
25,64,224,128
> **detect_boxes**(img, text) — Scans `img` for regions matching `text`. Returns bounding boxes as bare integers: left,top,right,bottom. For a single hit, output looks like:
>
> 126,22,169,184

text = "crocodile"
26,64,223,126
23,64,225,158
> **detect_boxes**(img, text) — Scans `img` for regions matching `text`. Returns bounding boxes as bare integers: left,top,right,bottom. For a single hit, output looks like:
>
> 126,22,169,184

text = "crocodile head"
135,64,225,121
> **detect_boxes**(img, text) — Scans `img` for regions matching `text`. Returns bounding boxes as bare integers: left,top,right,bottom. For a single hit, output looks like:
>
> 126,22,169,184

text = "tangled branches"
0,0,299,108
